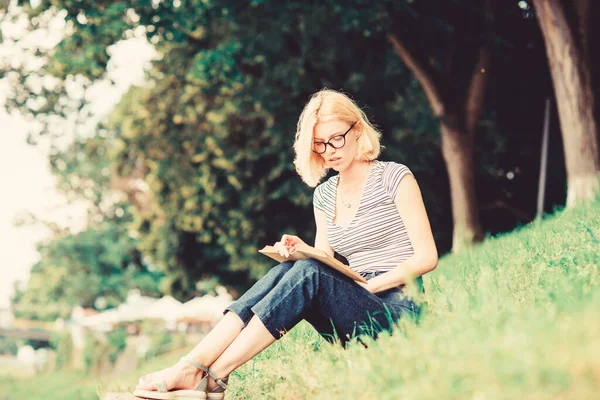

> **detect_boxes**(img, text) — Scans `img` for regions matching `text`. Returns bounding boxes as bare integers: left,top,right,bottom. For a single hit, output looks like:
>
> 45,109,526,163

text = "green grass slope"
228,198,600,399
1,198,598,400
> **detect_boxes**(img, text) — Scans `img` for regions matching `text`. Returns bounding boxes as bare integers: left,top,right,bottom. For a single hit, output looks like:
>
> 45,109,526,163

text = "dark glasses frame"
312,123,356,154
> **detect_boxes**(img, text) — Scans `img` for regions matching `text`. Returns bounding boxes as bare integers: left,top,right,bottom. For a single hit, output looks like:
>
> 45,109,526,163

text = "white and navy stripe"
313,161,414,275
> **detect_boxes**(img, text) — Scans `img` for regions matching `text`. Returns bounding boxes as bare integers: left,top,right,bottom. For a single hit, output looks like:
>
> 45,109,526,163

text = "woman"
134,89,438,399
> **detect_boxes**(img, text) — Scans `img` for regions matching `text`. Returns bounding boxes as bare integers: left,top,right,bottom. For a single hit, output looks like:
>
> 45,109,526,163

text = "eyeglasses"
312,123,355,154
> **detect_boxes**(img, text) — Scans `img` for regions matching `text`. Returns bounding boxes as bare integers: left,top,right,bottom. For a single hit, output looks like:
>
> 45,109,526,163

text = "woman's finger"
279,235,292,257
274,241,287,257
282,234,301,246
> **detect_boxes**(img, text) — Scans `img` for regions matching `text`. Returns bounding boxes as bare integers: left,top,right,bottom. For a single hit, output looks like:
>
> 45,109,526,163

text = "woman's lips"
329,157,341,163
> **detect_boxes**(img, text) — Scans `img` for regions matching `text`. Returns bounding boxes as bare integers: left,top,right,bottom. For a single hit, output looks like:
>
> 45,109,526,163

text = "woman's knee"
290,258,324,277
267,260,295,276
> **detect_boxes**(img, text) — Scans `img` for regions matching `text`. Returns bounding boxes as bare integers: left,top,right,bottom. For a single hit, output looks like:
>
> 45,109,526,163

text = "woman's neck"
338,160,373,187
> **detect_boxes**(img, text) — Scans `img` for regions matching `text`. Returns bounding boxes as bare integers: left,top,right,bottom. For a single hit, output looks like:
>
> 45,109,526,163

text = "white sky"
0,5,155,308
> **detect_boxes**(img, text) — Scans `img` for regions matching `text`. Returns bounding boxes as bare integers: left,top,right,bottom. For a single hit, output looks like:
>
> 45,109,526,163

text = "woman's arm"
367,174,438,294
314,206,335,257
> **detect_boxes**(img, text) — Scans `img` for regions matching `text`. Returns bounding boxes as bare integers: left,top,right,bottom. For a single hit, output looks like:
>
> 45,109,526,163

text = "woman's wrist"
369,270,405,293
368,278,386,294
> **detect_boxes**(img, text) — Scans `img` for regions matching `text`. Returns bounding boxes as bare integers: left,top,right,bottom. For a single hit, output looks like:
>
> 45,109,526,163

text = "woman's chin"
326,158,345,170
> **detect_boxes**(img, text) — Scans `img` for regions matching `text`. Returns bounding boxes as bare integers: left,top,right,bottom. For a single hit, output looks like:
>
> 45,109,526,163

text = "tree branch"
386,32,445,116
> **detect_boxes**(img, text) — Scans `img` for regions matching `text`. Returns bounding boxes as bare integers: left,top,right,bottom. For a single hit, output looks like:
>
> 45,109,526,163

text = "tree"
10,122,164,320
531,0,600,206
380,0,497,251
5,1,448,296
12,209,164,321
9,1,545,296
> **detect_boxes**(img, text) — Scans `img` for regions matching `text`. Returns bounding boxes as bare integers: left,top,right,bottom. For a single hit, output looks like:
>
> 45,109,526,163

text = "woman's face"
313,120,358,171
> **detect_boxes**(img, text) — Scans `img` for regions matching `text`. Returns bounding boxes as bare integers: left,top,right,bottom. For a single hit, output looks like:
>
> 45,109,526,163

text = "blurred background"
0,0,599,387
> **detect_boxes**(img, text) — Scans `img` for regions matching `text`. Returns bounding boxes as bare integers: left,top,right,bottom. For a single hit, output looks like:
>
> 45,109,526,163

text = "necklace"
338,162,372,209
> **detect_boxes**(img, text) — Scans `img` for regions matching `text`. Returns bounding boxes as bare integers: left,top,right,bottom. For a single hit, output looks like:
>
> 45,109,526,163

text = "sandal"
132,356,228,400
180,357,228,400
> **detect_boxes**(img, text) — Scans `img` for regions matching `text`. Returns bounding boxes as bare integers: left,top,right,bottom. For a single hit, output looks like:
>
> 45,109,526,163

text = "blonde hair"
293,89,382,187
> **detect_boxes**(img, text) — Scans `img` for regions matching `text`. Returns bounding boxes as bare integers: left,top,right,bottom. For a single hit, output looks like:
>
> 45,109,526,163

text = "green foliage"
82,327,127,374
95,0,448,296
50,331,73,370
82,332,107,375
12,213,164,321
5,0,515,300
0,336,19,356
106,327,127,365
140,319,173,360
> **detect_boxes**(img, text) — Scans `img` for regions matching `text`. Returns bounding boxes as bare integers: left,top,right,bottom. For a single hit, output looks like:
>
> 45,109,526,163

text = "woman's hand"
356,280,374,293
273,234,306,257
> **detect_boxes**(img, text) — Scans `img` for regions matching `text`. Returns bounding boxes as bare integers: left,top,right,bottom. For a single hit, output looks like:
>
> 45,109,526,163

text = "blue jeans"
224,258,422,346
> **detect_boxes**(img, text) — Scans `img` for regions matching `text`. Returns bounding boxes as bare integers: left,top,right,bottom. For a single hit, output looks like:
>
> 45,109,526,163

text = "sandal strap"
180,356,209,373
207,368,228,390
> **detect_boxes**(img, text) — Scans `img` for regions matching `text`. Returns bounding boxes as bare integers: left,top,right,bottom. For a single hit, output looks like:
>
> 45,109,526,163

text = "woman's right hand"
273,234,306,257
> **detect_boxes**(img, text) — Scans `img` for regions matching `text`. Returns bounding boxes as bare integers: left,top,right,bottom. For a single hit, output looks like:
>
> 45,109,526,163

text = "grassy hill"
1,197,599,400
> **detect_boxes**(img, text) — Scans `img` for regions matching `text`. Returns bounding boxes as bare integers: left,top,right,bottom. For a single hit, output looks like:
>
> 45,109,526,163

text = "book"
259,243,367,283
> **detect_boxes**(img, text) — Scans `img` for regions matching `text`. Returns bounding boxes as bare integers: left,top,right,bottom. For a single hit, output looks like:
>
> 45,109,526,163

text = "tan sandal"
178,357,228,400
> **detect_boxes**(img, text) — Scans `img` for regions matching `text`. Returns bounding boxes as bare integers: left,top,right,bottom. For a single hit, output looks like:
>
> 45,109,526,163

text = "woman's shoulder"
375,160,412,178
315,175,338,194
313,174,338,212
314,173,338,198
375,160,413,198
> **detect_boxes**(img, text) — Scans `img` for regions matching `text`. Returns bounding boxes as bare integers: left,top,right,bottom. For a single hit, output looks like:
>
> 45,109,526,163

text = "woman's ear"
354,121,362,138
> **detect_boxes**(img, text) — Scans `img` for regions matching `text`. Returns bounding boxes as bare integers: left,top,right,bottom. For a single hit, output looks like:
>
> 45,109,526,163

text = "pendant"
342,201,352,208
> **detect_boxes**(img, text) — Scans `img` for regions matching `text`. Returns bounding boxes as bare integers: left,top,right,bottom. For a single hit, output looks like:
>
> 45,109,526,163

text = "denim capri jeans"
224,258,422,346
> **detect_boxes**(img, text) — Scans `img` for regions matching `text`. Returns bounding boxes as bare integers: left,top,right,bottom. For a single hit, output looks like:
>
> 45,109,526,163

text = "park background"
0,0,599,399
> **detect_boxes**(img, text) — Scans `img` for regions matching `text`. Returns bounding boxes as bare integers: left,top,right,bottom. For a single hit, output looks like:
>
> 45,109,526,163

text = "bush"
50,331,73,370
82,332,107,375
106,327,128,365
140,320,182,360
0,336,19,355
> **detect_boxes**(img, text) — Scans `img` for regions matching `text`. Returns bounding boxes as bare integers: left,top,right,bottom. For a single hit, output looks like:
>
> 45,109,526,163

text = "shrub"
50,331,73,370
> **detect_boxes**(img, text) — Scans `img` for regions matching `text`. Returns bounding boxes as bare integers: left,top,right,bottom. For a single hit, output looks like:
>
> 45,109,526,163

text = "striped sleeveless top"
313,160,414,275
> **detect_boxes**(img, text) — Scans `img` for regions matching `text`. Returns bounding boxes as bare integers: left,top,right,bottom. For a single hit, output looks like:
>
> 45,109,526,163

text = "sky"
0,5,155,308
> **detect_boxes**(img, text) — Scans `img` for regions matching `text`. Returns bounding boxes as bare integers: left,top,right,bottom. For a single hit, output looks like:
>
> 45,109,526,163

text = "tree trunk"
440,114,484,251
533,0,600,206
387,32,486,252
574,0,600,163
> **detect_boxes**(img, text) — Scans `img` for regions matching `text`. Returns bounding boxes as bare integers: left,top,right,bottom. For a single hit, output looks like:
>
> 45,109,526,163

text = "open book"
259,243,367,283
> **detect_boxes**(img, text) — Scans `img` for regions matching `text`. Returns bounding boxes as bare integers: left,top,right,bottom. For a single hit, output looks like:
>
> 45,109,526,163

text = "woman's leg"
206,315,276,389
205,258,409,388
136,260,296,391
223,260,295,327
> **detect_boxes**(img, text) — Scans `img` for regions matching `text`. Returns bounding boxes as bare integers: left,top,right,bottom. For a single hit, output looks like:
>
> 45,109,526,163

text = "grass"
0,346,192,400
1,197,599,399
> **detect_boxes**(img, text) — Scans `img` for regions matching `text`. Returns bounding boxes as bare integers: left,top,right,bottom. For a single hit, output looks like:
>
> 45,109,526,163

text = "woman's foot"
136,359,205,392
